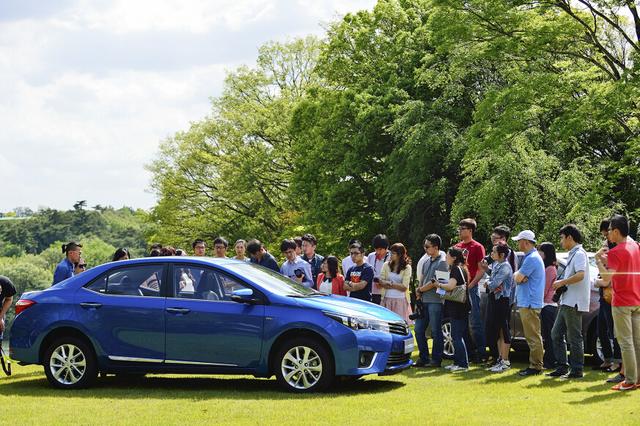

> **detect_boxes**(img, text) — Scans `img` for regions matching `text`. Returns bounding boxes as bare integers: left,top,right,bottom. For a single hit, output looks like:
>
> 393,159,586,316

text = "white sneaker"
444,364,455,370
485,359,502,371
490,360,511,373
449,365,468,372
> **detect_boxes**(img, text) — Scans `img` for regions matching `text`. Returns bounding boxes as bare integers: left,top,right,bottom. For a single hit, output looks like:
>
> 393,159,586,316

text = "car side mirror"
231,288,260,304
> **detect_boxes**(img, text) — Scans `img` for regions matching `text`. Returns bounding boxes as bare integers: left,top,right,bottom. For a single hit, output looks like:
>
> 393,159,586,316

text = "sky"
0,0,375,212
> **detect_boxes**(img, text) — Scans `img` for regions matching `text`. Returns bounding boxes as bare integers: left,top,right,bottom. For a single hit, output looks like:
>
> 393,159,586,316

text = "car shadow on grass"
0,375,404,399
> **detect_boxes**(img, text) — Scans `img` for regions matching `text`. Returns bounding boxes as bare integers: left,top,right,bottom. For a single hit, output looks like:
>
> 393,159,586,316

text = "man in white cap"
512,230,546,376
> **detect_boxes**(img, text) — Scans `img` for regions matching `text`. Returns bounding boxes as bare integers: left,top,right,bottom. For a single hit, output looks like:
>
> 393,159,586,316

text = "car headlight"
324,311,390,333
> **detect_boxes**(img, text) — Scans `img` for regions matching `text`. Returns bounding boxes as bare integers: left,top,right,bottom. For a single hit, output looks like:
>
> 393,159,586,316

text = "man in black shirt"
344,243,374,302
301,234,324,285
247,239,280,273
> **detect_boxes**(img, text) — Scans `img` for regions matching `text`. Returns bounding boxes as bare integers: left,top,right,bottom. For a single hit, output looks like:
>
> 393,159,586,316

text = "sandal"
604,364,621,373
593,363,612,371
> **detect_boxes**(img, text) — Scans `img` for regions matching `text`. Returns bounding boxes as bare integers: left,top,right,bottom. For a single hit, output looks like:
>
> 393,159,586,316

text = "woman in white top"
233,239,250,262
379,243,412,323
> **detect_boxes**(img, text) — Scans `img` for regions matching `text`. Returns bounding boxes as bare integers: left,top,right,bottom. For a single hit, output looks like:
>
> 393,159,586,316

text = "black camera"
409,303,425,320
552,286,568,303
294,269,303,278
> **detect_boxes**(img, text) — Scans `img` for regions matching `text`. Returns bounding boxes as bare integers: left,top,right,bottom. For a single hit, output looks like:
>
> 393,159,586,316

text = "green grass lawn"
1,352,638,425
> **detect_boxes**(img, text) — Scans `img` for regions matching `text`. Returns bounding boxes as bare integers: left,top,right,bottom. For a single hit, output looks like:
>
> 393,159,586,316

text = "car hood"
290,294,404,322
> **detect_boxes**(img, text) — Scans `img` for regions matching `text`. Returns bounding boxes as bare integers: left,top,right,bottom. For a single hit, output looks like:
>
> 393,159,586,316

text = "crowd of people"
37,214,640,391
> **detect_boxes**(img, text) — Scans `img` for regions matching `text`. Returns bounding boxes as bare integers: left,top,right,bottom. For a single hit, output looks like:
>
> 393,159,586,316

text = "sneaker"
427,362,441,368
449,365,468,372
606,373,625,383
562,370,584,379
611,381,637,391
444,364,456,370
518,368,542,377
490,360,511,373
546,368,569,378
485,358,502,371
413,359,429,368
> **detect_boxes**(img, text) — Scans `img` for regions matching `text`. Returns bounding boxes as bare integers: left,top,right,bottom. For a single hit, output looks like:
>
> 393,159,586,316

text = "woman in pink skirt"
379,243,413,323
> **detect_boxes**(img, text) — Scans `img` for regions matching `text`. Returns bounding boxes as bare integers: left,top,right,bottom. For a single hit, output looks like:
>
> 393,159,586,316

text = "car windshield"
225,263,317,297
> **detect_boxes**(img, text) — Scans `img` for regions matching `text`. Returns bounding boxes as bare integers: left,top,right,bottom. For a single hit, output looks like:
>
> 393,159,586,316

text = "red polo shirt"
607,241,640,306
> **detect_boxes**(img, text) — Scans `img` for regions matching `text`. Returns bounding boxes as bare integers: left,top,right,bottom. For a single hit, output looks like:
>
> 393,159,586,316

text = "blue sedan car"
10,257,413,392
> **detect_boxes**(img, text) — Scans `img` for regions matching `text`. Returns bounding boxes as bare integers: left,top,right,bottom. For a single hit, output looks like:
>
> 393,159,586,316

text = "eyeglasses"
350,251,362,256
78,264,87,269
457,227,470,231
424,245,433,250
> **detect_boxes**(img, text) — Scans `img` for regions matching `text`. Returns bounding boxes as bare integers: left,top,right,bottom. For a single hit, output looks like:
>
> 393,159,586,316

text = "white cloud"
0,0,375,211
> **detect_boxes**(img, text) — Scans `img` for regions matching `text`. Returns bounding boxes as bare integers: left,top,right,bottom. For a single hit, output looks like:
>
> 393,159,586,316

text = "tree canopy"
148,0,639,258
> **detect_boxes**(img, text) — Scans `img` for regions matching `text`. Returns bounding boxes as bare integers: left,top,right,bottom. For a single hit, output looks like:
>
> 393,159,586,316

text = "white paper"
435,270,450,283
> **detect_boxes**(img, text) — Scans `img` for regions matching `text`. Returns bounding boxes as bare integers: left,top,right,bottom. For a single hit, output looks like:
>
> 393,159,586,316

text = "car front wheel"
44,337,97,389
275,337,334,393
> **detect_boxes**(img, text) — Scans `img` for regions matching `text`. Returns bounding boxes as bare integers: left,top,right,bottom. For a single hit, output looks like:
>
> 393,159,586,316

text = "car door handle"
80,302,102,309
166,307,191,315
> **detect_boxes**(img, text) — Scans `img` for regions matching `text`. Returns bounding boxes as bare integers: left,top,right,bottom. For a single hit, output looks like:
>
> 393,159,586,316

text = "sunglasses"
78,264,87,269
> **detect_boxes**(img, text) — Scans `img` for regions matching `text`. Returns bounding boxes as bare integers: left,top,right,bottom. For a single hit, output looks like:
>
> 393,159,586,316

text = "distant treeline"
0,202,151,324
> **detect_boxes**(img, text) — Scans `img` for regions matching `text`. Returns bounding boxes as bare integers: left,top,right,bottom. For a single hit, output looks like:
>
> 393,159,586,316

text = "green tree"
147,37,321,252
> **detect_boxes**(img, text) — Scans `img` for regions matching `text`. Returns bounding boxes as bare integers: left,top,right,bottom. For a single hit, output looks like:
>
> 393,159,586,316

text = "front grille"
387,352,410,366
389,321,409,336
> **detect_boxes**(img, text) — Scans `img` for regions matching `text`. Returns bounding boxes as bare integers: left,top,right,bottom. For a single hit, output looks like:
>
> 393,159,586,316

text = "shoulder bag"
443,266,467,304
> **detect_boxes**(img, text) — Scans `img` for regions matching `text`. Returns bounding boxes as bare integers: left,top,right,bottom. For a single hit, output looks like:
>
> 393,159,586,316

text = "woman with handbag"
379,243,413,323
434,246,470,372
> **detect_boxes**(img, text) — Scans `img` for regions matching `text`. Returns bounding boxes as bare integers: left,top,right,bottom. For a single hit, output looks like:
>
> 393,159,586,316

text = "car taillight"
15,299,37,315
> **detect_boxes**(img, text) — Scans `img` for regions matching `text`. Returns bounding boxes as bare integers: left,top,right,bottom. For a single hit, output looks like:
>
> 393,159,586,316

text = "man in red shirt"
596,214,640,391
455,218,486,362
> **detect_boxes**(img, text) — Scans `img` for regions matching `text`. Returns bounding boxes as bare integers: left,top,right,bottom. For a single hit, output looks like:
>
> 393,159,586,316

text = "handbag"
444,284,467,303
443,266,467,304
603,286,613,304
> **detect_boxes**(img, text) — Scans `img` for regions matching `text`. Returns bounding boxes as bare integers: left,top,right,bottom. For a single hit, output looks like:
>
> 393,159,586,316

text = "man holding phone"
414,234,448,367
279,239,314,288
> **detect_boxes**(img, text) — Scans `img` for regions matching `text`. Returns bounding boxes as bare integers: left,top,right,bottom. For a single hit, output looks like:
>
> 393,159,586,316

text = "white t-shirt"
179,272,194,292
385,271,405,298
319,278,333,294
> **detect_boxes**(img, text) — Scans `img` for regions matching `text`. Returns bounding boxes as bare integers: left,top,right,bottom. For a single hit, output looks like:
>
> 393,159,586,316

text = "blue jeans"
551,305,584,371
413,302,444,364
598,299,622,363
468,285,486,359
451,317,469,368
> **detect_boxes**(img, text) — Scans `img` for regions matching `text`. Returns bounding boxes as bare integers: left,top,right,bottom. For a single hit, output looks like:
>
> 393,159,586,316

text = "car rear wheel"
442,320,454,359
275,337,334,393
44,337,97,389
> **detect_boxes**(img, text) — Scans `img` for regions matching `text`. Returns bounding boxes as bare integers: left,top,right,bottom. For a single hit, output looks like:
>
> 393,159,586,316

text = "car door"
76,263,167,363
164,264,265,368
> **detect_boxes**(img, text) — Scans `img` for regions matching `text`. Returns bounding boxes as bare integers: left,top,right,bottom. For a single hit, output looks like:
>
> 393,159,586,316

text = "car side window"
174,265,250,301
85,265,165,297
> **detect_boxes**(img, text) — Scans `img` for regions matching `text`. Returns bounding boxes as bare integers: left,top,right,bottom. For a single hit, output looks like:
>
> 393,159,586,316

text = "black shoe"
606,373,625,383
518,368,542,377
546,368,569,377
414,360,429,368
562,370,583,379
427,362,441,368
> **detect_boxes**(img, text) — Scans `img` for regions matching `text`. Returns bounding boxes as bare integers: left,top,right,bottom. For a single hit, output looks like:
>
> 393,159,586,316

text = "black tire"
43,336,97,389
274,337,334,393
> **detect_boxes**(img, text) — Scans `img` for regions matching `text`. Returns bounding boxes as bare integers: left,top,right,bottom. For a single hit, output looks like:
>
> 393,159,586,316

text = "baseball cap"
512,230,536,243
